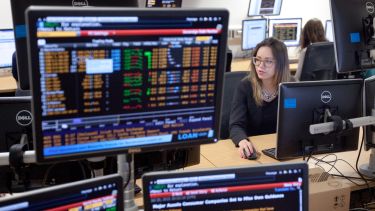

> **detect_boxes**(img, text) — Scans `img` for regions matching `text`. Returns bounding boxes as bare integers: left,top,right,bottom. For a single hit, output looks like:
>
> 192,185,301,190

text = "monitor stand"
359,108,375,178
117,154,138,211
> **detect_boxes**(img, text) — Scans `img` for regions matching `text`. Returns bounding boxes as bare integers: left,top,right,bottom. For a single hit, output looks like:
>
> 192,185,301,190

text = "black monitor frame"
142,162,308,211
10,0,139,90
365,75,375,150
26,7,228,162
299,42,337,81
241,18,267,51
0,174,123,210
268,18,302,47
0,96,32,152
330,0,375,73
145,0,182,8
275,79,362,160
247,0,283,17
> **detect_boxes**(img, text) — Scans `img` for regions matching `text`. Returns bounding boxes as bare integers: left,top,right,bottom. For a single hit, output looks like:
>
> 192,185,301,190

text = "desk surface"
135,132,371,208
0,75,17,93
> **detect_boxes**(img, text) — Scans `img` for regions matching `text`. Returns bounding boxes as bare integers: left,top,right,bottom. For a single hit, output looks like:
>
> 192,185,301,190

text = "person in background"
229,37,293,159
294,18,328,81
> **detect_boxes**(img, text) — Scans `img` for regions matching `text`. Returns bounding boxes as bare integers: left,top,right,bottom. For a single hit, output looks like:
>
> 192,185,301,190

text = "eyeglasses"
252,57,275,67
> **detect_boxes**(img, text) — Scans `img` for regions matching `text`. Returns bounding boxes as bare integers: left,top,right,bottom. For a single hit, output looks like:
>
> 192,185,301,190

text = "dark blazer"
229,78,277,146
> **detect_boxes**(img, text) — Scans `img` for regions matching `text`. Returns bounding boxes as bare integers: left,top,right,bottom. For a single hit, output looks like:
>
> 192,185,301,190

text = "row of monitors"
241,18,333,50
0,20,337,70
146,0,283,15
11,0,375,91
0,162,308,210
3,5,373,163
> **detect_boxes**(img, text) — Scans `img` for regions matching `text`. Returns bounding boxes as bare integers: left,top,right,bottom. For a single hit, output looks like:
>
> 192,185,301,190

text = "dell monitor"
0,29,16,69
242,19,267,50
142,162,308,211
248,0,283,17
10,0,139,90
0,174,123,210
364,75,375,150
263,79,362,160
146,0,182,8
330,0,375,73
0,96,32,152
325,20,333,42
268,18,302,47
299,42,337,81
26,7,228,162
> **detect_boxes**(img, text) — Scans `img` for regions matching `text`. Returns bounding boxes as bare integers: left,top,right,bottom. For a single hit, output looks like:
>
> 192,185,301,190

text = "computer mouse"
243,148,258,160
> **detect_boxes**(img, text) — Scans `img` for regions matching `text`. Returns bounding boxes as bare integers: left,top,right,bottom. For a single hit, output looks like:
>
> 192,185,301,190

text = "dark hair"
299,18,327,49
248,37,291,106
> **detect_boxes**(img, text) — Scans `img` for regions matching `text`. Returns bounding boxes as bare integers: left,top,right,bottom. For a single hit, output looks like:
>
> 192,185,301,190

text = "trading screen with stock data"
142,163,308,211
27,8,227,161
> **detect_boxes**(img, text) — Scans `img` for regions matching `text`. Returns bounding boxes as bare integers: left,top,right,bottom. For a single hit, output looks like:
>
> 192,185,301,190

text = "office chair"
12,52,31,96
300,42,337,81
219,71,248,139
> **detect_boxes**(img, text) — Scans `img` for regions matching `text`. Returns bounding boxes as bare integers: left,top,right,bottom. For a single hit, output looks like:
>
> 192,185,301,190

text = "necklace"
261,88,278,102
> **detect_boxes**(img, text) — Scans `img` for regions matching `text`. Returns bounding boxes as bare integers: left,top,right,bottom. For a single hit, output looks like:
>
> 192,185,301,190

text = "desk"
0,76,17,93
201,133,372,191
135,133,372,209
231,58,298,73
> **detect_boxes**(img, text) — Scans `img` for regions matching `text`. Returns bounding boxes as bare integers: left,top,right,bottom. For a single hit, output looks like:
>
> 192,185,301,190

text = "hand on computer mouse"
238,139,257,159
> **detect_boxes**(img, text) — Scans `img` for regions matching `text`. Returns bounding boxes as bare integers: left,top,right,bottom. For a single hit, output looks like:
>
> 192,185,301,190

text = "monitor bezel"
142,162,308,211
247,0,283,17
241,18,267,51
26,7,228,163
275,79,363,160
0,174,123,210
268,18,302,47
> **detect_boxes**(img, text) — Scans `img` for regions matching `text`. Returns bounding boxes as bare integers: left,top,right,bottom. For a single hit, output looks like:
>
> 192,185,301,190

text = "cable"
309,156,365,186
77,161,87,179
123,155,132,189
41,163,57,187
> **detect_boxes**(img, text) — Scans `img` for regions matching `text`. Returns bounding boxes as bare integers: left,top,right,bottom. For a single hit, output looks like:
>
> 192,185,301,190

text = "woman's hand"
238,139,256,159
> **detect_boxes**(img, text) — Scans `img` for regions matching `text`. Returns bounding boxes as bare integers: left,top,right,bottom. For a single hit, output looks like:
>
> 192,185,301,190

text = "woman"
229,37,292,159
294,18,328,81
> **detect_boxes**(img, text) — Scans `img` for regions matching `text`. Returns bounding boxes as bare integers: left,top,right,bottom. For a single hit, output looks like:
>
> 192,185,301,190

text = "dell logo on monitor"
16,110,33,126
321,91,332,104
366,2,375,14
72,0,89,7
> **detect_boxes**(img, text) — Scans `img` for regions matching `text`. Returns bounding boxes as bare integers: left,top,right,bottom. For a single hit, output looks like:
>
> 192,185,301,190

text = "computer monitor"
26,7,228,162
0,29,15,69
325,20,333,42
330,0,375,73
146,0,182,8
268,18,302,46
248,0,283,17
364,75,375,150
242,19,267,50
268,79,362,160
299,42,337,81
142,162,308,210
10,0,139,90
0,96,32,152
0,174,123,210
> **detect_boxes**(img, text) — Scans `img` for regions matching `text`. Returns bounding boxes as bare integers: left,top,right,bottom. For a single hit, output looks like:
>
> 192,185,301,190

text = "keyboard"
262,147,277,159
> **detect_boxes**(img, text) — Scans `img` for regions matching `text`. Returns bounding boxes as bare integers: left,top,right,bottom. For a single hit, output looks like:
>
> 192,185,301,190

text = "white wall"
0,0,13,29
